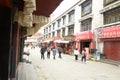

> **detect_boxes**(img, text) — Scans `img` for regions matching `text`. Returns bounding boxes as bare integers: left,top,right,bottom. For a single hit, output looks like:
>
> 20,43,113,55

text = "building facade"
97,0,120,61
42,0,120,61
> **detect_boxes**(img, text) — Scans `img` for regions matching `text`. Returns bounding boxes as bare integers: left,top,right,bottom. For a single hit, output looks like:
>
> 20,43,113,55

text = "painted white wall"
92,0,103,30
51,0,80,21
92,0,104,52
74,5,81,35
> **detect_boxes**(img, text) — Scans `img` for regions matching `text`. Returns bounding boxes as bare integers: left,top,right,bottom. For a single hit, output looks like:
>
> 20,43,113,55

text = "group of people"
74,48,87,62
40,46,63,60
40,45,87,62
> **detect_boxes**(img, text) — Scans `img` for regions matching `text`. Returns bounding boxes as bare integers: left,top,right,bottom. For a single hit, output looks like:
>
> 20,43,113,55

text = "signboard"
76,30,93,40
97,25,120,38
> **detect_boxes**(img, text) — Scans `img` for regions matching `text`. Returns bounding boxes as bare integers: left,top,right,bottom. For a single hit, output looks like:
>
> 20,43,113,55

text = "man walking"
40,46,46,60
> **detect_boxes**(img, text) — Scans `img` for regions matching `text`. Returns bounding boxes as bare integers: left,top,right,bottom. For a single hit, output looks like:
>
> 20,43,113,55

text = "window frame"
68,10,75,23
81,0,92,17
104,7,120,25
81,18,92,32
68,25,74,35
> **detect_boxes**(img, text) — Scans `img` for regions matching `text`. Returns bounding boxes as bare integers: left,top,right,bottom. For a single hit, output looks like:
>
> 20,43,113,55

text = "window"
81,18,92,31
46,34,48,38
52,32,55,37
68,25,74,35
57,19,61,27
44,35,46,39
49,25,51,32
62,16,66,25
53,23,55,30
104,7,120,24
44,29,45,34
46,27,48,33
104,0,118,6
68,10,75,23
57,30,61,36
81,0,92,16
62,28,65,36
49,33,51,38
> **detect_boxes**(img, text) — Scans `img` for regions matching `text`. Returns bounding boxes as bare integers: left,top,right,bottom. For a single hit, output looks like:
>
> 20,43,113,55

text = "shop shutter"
104,41,120,61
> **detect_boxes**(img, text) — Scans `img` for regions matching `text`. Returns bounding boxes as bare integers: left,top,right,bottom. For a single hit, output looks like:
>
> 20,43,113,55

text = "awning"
76,30,93,40
43,37,54,43
54,40,69,43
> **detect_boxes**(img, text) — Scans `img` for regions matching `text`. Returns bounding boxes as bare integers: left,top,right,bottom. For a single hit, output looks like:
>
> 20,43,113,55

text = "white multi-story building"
97,0,120,61
42,0,120,61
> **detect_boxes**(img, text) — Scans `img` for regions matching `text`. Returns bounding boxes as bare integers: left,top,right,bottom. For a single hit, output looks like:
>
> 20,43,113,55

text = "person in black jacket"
40,46,46,60
58,46,63,59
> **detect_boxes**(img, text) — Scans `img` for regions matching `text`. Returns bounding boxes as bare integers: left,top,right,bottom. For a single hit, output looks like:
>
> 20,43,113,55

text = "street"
29,48,120,80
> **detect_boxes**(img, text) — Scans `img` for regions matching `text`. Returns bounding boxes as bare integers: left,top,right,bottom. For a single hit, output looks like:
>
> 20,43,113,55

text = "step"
98,59,120,66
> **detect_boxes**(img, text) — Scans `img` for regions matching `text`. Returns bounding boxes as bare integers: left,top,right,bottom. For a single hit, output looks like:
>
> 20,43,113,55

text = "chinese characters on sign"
97,25,120,38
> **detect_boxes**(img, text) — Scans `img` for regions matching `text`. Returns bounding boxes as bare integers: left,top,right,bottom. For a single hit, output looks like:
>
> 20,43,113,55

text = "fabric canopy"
54,40,69,43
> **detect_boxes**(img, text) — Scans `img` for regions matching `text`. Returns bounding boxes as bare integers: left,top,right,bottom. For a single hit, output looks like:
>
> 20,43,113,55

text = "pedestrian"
23,44,31,63
47,47,51,59
81,48,87,62
74,48,79,60
58,46,63,59
40,46,46,60
52,47,56,60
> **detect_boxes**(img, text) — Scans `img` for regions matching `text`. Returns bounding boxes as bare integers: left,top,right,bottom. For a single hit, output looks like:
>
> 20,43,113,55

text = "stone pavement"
16,62,39,80
30,48,120,80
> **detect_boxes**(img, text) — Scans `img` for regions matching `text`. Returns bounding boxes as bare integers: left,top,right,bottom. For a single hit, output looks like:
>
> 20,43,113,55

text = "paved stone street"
30,48,120,80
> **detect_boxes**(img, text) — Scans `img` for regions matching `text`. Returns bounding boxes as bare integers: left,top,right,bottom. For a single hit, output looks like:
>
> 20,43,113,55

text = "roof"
33,0,63,17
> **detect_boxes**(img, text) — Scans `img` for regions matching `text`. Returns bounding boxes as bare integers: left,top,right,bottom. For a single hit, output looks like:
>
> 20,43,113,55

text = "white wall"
92,0,103,30
92,0,104,52
74,5,81,35
51,0,80,21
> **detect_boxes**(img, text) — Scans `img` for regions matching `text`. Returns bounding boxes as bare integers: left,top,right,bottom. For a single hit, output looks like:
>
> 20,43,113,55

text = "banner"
97,25,120,38
76,30,93,40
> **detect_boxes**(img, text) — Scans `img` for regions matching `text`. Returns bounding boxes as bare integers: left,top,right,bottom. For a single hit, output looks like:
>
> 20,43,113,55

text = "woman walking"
81,48,87,62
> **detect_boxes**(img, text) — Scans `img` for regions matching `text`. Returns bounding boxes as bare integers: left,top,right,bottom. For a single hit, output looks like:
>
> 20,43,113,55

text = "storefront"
63,35,76,55
75,30,94,59
76,30,94,50
97,25,120,61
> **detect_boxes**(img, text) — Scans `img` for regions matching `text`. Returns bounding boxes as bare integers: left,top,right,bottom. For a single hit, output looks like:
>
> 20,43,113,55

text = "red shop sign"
76,30,93,40
98,25,120,38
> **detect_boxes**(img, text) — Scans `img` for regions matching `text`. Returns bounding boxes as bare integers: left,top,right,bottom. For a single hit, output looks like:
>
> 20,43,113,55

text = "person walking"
40,46,46,60
58,46,63,59
81,48,87,62
74,48,79,60
52,47,56,60
47,47,51,59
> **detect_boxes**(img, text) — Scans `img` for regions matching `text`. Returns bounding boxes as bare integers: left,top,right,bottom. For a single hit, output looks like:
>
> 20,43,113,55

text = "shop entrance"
80,41,90,52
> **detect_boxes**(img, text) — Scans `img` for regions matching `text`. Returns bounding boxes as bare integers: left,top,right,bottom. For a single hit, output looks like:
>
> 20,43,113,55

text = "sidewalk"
16,62,39,80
